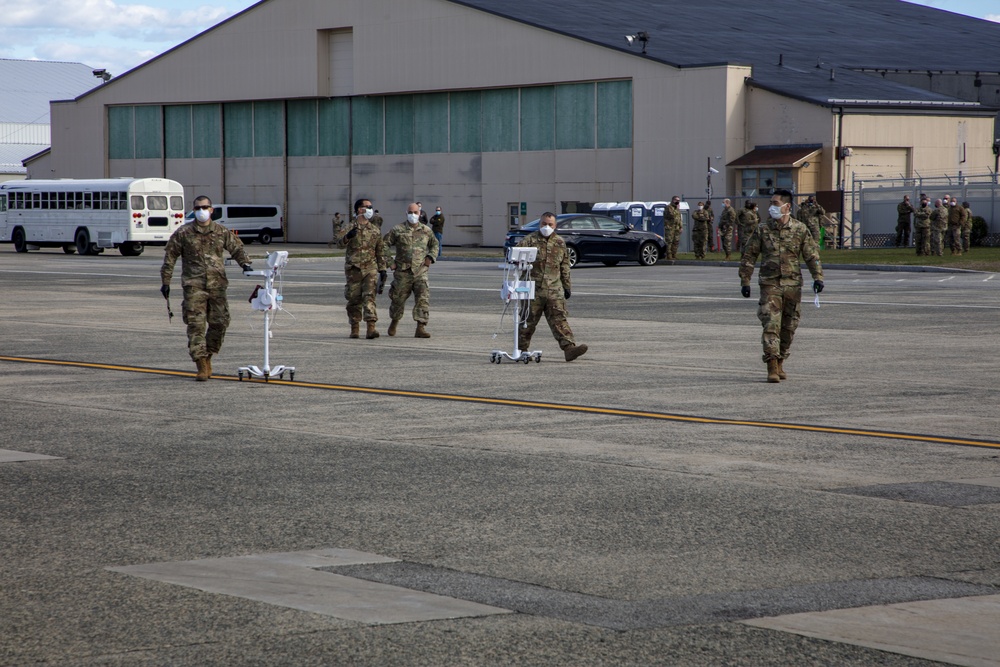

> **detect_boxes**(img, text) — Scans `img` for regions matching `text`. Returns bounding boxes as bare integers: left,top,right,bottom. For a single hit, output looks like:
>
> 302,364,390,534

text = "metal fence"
850,173,1000,249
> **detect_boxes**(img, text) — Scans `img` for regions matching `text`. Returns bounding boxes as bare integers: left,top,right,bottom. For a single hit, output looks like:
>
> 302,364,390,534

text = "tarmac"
2,242,999,666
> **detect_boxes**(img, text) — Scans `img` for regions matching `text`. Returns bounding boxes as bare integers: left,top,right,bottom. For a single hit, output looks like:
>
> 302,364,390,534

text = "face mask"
407,213,420,224
768,205,784,220
436,210,441,215
697,206,703,211
194,209,211,223
951,201,957,206
539,225,555,237
363,208,374,220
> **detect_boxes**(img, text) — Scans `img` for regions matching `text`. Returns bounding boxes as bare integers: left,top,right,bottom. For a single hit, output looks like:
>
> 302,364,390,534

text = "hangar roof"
0,59,98,123
450,0,1000,109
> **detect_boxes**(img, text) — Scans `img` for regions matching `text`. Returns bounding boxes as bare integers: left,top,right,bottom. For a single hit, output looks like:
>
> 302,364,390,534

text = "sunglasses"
193,205,212,210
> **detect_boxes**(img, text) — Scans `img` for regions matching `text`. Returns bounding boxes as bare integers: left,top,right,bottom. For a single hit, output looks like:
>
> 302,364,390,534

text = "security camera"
92,68,112,82
708,167,720,174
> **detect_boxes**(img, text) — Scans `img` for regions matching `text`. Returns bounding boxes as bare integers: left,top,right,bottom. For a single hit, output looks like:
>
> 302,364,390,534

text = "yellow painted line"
3,354,999,450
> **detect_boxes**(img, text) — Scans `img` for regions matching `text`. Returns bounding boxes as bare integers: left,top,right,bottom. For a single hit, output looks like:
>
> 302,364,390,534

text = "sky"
0,0,998,79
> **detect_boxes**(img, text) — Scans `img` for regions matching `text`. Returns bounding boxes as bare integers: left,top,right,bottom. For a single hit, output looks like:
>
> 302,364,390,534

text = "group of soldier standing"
897,194,973,256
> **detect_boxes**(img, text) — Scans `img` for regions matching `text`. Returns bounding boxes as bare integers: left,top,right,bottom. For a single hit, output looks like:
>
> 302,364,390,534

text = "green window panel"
414,93,449,154
352,97,384,156
520,86,554,151
134,105,162,159
165,105,192,159
482,88,518,153
224,102,253,158
319,98,349,156
108,106,134,160
254,101,284,157
597,80,632,149
384,95,413,155
555,83,595,150
287,99,318,157
449,91,480,153
192,104,221,158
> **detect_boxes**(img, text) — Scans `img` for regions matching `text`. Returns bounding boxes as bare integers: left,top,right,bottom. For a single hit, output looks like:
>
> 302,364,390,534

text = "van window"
228,206,279,218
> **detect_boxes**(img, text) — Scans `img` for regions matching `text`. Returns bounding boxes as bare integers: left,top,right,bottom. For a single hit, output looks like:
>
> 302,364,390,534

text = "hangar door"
846,148,910,182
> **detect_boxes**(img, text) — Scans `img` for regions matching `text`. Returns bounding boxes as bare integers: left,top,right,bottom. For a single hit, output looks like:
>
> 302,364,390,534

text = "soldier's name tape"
2,354,997,451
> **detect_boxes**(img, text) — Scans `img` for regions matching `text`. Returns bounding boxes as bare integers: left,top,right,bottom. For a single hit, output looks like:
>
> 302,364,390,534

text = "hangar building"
31,0,1000,245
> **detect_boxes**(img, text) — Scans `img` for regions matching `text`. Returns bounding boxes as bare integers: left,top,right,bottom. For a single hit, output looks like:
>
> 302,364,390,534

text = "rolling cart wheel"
289,371,295,381
238,371,243,381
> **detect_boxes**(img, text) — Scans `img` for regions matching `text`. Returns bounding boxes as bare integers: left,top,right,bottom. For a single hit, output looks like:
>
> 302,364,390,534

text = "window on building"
739,168,793,196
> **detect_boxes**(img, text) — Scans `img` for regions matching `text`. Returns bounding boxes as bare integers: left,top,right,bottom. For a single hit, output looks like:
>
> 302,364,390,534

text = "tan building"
31,0,1000,245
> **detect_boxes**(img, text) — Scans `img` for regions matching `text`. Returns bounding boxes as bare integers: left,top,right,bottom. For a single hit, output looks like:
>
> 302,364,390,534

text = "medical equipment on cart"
238,250,296,381
490,246,542,364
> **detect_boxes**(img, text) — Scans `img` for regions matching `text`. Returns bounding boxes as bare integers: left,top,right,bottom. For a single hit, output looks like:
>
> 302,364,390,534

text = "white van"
185,204,284,244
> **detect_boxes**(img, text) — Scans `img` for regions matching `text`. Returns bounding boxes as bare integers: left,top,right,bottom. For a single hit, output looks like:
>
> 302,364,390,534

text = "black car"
504,213,666,267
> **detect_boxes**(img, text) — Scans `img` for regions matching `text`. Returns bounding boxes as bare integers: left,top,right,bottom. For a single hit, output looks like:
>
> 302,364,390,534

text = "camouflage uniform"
383,221,439,325
691,206,711,259
516,231,578,352
703,203,715,251
930,204,948,256
961,205,973,252
913,203,932,256
739,216,823,363
796,200,825,242
371,212,385,231
737,205,759,253
895,199,915,247
161,220,251,362
718,204,738,258
663,204,683,260
947,203,966,255
336,215,386,325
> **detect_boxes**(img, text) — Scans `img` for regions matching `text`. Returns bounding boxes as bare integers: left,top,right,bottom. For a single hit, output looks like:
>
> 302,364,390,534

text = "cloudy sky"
1,0,998,77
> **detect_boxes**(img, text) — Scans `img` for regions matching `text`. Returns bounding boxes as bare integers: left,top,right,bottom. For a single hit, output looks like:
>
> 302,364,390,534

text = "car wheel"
75,229,92,255
259,229,272,245
601,260,619,267
566,245,579,268
119,241,143,256
638,241,659,266
12,228,27,253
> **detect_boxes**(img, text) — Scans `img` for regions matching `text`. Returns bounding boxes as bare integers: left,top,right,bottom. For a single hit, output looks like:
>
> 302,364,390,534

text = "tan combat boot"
387,320,399,336
205,355,213,377
564,344,588,362
365,321,380,339
349,321,360,339
195,357,210,381
415,323,430,338
776,358,787,380
766,359,781,383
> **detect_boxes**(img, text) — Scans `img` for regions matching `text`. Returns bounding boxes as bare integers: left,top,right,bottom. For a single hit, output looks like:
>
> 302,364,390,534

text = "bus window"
40,192,49,209
57,192,66,209
31,193,40,209
83,192,93,210
170,195,184,211
74,192,84,209
99,192,110,210
0,194,6,212
147,196,167,210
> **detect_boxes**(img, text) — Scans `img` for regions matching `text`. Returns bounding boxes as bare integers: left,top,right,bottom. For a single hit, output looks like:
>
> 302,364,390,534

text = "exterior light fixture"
625,31,650,54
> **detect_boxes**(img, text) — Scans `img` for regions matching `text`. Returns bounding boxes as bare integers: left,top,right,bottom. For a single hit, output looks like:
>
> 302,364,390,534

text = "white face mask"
194,209,211,223
407,213,420,224
768,205,784,220
697,206,703,211
363,208,374,220
539,225,555,237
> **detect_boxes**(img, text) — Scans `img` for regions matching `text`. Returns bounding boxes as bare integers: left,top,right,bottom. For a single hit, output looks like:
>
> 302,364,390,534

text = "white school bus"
0,178,186,256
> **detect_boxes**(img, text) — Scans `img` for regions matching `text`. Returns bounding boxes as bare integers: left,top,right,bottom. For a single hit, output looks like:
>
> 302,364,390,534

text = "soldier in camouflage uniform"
930,199,948,256
718,198,738,260
961,202,973,252
737,200,759,253
516,212,588,362
796,195,825,243
895,195,915,247
383,202,439,337
913,196,932,256
946,199,966,255
739,189,824,383
663,196,683,260
337,198,387,339
691,202,710,259
160,195,252,381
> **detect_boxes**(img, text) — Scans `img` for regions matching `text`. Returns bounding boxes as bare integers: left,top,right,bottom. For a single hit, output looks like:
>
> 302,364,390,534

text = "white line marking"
985,275,995,282
938,276,955,282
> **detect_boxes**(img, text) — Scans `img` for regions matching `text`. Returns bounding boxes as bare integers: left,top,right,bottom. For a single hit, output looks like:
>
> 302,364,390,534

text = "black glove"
345,227,358,240
564,289,571,299
813,280,824,293
160,284,170,299
241,264,253,273
741,285,751,298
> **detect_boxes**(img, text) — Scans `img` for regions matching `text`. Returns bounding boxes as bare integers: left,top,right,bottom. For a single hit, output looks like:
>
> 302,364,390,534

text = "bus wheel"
75,229,93,255
119,241,143,257
259,229,273,245
62,244,77,254
12,228,28,253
